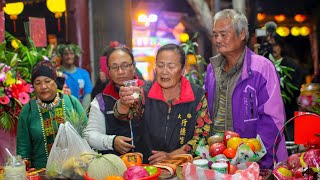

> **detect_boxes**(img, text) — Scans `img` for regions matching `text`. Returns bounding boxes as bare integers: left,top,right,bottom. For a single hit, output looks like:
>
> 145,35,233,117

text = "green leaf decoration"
180,33,206,87
56,44,82,57
65,109,88,137
0,111,15,131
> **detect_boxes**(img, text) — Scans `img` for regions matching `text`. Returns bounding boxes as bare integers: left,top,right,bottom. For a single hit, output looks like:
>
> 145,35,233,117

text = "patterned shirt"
212,51,245,133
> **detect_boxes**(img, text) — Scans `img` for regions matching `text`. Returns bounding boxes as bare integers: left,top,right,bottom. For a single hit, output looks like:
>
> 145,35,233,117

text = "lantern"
46,0,66,32
276,26,290,37
257,13,266,21
3,2,24,32
274,14,286,22
294,14,307,23
291,26,300,36
300,26,310,36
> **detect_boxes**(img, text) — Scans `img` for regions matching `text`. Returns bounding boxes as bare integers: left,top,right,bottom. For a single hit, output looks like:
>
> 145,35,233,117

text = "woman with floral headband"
57,44,93,109
16,60,87,169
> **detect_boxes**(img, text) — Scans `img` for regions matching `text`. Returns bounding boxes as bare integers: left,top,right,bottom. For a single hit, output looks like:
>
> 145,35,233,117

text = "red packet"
0,11,4,43
29,17,47,47
99,56,108,75
294,111,320,144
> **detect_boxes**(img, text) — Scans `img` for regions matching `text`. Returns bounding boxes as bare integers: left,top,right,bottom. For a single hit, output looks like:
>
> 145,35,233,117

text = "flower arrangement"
0,63,33,129
0,32,45,130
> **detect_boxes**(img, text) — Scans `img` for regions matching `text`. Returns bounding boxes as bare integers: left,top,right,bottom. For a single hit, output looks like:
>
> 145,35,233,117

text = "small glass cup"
4,156,26,180
123,79,139,99
123,79,138,87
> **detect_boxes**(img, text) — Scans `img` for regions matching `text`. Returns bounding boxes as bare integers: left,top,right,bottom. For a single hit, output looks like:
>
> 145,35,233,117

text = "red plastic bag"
182,162,260,180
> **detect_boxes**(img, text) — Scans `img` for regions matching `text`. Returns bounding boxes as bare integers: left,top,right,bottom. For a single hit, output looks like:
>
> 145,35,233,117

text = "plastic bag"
182,162,260,180
46,122,95,179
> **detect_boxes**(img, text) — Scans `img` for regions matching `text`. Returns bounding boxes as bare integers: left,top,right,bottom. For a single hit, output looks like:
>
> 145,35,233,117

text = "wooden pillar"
66,0,91,71
0,0,5,9
90,0,132,79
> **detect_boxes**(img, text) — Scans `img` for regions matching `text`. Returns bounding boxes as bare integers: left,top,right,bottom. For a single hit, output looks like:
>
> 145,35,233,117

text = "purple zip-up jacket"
205,47,288,169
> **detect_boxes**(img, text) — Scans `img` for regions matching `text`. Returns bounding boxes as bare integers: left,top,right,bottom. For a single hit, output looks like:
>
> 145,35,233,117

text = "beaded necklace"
37,94,66,158
36,93,61,110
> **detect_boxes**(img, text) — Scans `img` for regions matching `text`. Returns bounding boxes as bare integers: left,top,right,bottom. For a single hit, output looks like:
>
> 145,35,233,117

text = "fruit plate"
138,164,161,180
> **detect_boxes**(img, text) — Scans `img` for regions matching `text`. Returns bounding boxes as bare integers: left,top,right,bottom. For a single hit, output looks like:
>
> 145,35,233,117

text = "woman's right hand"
114,136,135,154
119,86,139,106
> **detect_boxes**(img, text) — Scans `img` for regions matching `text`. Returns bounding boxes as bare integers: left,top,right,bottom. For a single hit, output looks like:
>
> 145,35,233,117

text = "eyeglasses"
108,63,133,71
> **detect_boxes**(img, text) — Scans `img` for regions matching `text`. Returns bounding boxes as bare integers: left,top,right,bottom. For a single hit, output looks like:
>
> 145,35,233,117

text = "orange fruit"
105,176,124,180
227,137,243,150
247,138,261,152
121,153,142,168
242,138,249,142
223,148,237,159
245,142,255,152
235,169,244,174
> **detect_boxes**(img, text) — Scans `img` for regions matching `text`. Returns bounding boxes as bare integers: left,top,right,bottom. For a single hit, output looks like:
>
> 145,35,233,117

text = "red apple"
224,130,240,145
287,153,301,170
209,142,226,157
208,134,224,146
293,167,304,178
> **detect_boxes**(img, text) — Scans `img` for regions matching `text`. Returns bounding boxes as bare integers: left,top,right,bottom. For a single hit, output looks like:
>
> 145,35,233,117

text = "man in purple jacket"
205,9,288,169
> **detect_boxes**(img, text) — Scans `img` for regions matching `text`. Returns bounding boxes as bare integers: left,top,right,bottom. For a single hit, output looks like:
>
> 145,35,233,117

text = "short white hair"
213,9,249,43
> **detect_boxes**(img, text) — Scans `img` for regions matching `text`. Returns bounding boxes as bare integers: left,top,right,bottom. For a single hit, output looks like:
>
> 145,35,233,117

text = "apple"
293,167,304,178
209,143,226,157
287,153,301,170
208,133,224,146
144,165,158,175
223,130,240,145
229,165,238,175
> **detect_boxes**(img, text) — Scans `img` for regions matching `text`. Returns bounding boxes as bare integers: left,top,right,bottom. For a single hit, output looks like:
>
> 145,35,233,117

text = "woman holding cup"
84,45,144,155
115,44,212,164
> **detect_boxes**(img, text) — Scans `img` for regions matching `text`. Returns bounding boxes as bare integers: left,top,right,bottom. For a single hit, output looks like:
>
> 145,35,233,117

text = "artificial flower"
0,73,5,82
4,71,16,86
18,92,30,105
0,96,10,105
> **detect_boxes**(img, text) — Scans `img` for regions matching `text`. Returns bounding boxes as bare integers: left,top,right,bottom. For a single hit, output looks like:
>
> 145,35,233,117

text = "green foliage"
269,55,299,103
311,98,320,115
2,32,46,82
65,109,87,137
180,32,207,87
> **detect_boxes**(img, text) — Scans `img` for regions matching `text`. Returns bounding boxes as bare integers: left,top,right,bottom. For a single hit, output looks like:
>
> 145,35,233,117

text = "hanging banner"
0,11,4,43
29,17,47,47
